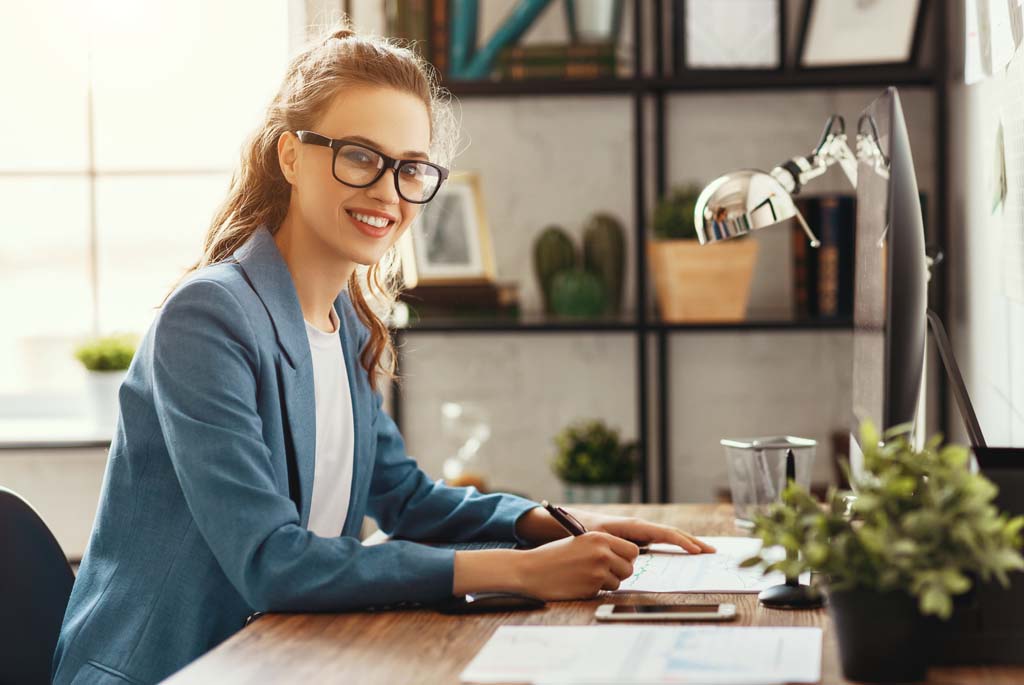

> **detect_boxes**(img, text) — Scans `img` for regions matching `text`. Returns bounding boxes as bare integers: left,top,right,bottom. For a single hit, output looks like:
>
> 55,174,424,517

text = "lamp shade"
694,169,800,245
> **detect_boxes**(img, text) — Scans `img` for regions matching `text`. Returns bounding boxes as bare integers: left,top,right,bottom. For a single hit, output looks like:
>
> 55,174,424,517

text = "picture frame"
401,172,497,286
797,0,927,69
673,0,785,73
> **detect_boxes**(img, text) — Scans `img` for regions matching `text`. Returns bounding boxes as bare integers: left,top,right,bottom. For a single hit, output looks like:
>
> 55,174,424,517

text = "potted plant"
648,184,758,322
742,421,1024,683
74,333,138,432
551,419,636,504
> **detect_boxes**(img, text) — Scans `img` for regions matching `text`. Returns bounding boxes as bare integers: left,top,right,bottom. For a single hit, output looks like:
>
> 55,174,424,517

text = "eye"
399,162,421,178
341,147,375,165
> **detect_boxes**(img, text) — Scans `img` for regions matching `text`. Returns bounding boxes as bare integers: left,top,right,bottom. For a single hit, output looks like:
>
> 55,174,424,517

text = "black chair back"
0,487,76,685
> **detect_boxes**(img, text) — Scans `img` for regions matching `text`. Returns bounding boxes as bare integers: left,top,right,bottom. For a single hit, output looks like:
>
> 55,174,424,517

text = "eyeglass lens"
335,144,441,203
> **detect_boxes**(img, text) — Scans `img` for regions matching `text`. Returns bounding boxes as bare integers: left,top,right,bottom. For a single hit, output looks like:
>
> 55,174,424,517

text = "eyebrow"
343,135,429,160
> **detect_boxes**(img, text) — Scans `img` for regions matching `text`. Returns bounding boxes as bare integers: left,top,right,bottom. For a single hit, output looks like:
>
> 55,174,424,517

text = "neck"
273,212,356,331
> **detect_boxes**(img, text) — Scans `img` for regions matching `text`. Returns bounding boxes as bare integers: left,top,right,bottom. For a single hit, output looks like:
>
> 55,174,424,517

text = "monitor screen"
851,88,928,470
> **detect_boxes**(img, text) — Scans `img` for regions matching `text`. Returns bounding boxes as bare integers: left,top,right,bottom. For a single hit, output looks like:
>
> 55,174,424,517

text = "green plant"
582,213,626,314
552,419,636,484
550,269,607,318
532,225,577,314
741,421,1024,619
652,184,703,240
74,334,138,371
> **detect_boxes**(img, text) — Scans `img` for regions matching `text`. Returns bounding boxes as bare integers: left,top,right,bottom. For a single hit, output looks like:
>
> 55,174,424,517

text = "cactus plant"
550,269,607,318
532,225,577,313
582,213,626,314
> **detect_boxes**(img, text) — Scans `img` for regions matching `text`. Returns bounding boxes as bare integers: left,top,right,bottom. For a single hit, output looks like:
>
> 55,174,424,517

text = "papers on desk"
460,625,822,684
613,537,810,594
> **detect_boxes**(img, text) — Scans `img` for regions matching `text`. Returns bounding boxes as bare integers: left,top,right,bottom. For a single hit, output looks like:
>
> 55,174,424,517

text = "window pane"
95,175,230,334
0,2,89,171
91,0,290,170
0,179,92,395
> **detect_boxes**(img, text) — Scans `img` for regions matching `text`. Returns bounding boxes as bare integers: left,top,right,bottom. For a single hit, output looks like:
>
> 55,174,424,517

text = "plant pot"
85,369,127,434
647,238,758,322
826,587,931,683
562,482,631,504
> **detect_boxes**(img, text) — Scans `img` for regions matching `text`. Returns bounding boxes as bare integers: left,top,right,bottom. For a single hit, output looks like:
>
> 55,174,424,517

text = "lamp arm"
770,133,859,195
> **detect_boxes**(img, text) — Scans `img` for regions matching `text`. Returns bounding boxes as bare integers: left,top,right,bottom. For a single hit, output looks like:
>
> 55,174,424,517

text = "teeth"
348,210,391,229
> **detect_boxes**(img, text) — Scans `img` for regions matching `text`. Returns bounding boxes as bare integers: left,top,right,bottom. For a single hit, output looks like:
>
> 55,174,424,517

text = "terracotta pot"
647,239,758,322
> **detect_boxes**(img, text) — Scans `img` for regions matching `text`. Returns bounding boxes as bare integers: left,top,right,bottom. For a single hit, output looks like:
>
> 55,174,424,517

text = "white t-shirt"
303,305,355,538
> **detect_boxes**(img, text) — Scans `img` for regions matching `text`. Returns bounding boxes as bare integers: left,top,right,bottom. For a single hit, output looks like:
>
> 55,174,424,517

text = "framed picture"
402,172,496,286
674,0,785,72
797,0,927,69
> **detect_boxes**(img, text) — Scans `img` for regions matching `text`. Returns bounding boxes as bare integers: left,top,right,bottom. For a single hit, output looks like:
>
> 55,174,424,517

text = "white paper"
461,625,822,684
966,0,988,84
991,0,1018,71
612,537,810,594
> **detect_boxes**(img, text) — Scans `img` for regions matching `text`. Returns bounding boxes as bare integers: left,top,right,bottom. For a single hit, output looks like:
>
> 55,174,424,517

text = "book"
400,281,520,317
430,0,449,76
791,195,856,321
792,197,819,319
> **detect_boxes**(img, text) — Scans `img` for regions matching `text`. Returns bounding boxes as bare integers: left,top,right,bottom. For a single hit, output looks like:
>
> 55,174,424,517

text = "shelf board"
655,67,938,92
441,68,938,98
394,314,638,334
444,78,639,97
393,316,853,334
655,318,853,332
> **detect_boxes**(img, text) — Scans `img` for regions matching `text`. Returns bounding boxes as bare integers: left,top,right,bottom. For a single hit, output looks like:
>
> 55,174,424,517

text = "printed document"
460,625,822,684
613,536,810,593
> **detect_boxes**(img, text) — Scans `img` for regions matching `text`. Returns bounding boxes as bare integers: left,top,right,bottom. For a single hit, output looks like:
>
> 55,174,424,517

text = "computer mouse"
435,591,546,615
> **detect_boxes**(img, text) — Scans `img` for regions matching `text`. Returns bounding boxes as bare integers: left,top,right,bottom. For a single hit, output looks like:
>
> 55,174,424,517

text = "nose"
366,167,401,205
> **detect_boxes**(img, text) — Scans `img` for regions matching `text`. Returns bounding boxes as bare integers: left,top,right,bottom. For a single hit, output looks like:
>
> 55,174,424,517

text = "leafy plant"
652,184,703,240
741,421,1024,619
551,419,636,485
74,334,138,371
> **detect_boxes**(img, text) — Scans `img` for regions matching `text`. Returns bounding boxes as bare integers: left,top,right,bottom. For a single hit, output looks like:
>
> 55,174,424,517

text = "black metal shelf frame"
390,0,950,504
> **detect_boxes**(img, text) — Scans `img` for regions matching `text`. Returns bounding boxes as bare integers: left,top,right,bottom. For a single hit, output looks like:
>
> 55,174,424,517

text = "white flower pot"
85,370,127,434
562,482,632,505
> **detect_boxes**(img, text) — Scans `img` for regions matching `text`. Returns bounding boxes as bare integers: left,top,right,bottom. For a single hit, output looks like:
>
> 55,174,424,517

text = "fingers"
597,532,640,561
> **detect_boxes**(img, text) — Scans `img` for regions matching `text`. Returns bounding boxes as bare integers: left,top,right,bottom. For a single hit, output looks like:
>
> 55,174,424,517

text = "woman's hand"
515,532,640,599
569,509,717,554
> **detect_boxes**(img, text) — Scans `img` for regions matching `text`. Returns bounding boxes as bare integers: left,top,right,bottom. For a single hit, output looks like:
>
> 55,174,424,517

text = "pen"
540,500,649,553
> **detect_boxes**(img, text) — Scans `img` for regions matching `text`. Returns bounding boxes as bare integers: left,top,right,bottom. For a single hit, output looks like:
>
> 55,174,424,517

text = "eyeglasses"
294,130,449,204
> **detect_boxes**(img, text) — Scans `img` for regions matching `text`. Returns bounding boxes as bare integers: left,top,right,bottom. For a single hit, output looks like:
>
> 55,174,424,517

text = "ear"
277,131,299,185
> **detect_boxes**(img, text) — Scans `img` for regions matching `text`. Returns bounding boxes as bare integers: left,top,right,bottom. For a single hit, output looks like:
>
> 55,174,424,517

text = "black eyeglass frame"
294,130,449,204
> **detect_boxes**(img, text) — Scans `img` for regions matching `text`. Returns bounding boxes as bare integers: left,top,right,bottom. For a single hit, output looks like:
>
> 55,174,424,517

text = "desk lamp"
693,114,888,609
693,114,887,246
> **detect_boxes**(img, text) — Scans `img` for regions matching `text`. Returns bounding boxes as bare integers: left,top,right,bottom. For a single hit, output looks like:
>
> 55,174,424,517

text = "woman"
52,26,713,685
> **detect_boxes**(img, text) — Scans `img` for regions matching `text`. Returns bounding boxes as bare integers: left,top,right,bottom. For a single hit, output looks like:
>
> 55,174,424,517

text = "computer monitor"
850,87,928,473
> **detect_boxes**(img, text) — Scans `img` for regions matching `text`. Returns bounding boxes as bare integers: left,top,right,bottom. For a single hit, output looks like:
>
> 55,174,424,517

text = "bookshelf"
389,0,950,504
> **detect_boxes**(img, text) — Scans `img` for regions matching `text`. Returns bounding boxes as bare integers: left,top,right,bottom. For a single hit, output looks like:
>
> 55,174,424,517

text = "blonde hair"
166,22,458,392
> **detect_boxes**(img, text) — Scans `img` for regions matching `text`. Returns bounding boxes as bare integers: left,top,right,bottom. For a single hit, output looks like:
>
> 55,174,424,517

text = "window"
0,0,291,418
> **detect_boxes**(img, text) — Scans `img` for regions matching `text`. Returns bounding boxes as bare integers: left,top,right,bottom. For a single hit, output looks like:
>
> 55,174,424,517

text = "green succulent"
741,421,1024,620
652,184,703,241
552,419,636,485
74,333,138,371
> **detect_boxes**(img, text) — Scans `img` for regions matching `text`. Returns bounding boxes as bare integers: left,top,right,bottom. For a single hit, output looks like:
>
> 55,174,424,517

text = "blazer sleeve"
151,278,459,613
357,333,540,544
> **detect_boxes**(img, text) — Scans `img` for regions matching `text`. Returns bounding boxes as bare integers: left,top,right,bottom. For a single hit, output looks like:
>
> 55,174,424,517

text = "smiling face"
278,85,433,270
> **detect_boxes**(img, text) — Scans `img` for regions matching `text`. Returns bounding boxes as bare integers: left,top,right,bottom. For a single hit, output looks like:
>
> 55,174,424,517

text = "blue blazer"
52,226,538,684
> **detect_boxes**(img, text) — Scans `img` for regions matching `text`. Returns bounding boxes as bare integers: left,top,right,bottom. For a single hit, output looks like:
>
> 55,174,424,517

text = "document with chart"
613,536,810,593
460,625,823,684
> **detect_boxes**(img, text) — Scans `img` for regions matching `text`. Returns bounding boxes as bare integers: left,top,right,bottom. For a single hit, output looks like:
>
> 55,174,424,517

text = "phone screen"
612,604,721,615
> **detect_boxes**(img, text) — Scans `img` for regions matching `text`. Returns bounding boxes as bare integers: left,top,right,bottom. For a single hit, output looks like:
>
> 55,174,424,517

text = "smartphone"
594,603,736,622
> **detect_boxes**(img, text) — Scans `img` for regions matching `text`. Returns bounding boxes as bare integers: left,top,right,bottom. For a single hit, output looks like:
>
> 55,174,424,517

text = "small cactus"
550,269,607,318
582,213,626,314
532,225,577,313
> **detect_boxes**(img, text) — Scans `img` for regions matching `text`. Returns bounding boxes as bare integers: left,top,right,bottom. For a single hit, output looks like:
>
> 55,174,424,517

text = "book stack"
792,195,856,321
495,42,617,80
399,281,520,322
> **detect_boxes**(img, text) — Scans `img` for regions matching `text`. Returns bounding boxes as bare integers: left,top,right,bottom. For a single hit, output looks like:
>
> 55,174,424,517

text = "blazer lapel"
333,291,366,539
233,226,316,527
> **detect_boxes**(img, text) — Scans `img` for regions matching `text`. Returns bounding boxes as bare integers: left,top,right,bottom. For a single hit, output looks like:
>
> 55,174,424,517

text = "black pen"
540,500,649,553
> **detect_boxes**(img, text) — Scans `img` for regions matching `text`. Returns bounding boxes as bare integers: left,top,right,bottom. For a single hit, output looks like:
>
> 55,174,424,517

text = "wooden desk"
163,504,1020,684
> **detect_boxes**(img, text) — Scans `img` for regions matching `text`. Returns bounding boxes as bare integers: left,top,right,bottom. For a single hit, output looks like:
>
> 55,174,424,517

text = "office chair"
0,487,76,685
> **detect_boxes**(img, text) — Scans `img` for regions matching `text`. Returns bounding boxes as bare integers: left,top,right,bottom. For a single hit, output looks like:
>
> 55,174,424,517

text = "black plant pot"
827,587,930,683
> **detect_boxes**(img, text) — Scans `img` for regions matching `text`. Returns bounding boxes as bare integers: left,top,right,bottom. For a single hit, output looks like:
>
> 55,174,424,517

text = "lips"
345,209,394,239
